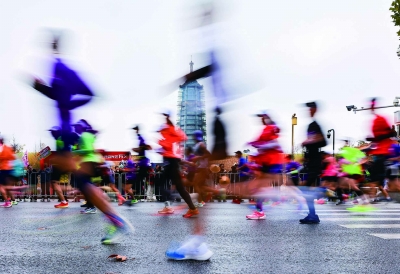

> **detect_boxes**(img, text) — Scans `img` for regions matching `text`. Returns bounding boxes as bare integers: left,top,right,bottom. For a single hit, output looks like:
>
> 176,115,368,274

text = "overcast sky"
1,0,400,162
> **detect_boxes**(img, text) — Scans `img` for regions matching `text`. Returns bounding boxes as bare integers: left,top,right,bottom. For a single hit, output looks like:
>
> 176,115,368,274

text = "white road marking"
369,234,400,239
339,224,400,228
323,218,400,221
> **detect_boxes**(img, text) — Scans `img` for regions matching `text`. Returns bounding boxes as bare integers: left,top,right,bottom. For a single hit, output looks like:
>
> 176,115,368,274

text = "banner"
37,146,52,160
22,150,29,167
100,151,130,161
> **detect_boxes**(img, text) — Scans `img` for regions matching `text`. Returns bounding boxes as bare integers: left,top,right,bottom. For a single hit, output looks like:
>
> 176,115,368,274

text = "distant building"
177,60,207,152
395,111,400,136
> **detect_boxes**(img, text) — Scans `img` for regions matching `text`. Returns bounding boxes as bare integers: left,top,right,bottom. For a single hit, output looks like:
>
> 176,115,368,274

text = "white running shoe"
166,238,213,261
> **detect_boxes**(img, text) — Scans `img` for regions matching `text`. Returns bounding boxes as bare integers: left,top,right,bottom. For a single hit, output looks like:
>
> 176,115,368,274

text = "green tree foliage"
390,0,400,38
9,136,25,155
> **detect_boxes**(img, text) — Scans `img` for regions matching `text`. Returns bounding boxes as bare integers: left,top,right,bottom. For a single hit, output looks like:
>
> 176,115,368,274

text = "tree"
293,144,304,155
390,1,400,38
27,152,40,170
9,136,25,154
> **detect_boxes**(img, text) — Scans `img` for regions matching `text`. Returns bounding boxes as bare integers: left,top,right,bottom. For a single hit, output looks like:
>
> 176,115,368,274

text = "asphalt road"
1,199,400,274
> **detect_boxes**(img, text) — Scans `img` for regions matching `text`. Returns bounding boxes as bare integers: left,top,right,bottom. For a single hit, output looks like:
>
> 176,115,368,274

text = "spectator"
235,151,250,182
219,164,227,173
285,155,302,186
231,163,238,173
40,163,52,200
154,164,165,201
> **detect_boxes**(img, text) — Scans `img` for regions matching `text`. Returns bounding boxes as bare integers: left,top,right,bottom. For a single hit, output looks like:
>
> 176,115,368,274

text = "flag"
22,150,29,167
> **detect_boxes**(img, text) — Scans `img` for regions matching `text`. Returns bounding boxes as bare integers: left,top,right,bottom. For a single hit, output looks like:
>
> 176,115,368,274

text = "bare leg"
52,181,66,201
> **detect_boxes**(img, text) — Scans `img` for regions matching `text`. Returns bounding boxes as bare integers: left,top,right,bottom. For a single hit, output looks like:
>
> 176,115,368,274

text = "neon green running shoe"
131,199,139,204
11,201,18,205
101,225,119,245
101,218,134,245
347,204,376,212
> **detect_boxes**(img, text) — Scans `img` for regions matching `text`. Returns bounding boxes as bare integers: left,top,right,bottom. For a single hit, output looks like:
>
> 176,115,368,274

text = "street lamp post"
291,114,297,156
346,97,400,113
327,129,335,157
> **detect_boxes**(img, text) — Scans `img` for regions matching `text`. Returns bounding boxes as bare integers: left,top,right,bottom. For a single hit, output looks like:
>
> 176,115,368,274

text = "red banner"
100,151,130,161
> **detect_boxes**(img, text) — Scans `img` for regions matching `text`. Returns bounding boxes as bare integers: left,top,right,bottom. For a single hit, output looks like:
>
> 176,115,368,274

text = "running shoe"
131,199,139,204
81,207,97,214
183,209,199,218
11,201,18,205
158,207,174,214
117,196,126,206
246,211,266,220
190,193,199,203
101,218,134,245
195,202,204,208
299,214,320,224
219,188,226,201
0,201,12,208
326,189,336,198
166,242,213,261
271,201,281,207
54,202,68,208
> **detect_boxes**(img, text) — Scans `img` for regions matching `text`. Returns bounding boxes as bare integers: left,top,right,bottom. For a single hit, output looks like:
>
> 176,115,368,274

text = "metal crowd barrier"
9,170,360,202
14,171,175,202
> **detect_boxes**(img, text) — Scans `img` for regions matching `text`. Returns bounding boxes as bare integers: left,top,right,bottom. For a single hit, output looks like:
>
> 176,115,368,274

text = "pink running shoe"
118,195,126,206
246,211,266,220
0,201,12,208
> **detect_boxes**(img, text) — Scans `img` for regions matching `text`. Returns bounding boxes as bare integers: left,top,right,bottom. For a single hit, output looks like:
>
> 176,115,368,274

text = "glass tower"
177,60,207,151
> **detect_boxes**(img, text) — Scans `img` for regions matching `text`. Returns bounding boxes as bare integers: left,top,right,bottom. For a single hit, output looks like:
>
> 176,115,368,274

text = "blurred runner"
0,136,16,208
157,112,213,261
245,111,284,220
157,112,198,216
48,126,78,208
336,144,373,211
131,126,152,203
366,98,393,202
122,158,139,206
285,155,303,187
387,139,400,191
300,102,327,224
99,160,125,206
73,119,133,243
320,152,338,194
191,130,226,207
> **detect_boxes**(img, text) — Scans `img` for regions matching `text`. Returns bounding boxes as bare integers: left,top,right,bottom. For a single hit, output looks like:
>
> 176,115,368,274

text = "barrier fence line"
12,171,355,202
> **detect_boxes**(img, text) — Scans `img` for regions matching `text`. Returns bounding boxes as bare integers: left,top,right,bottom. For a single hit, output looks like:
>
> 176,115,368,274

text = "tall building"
177,60,207,151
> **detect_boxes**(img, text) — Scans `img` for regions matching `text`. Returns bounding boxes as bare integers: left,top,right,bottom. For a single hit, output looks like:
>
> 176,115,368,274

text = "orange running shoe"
182,208,199,218
54,202,69,208
158,207,174,214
